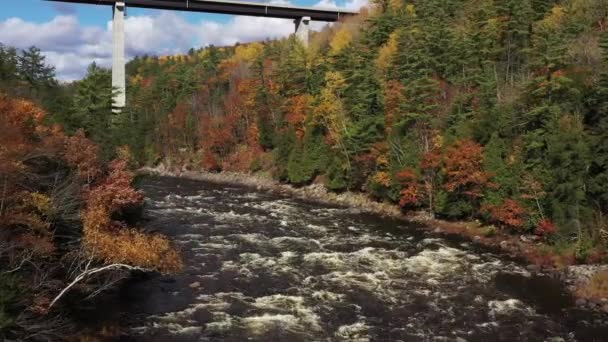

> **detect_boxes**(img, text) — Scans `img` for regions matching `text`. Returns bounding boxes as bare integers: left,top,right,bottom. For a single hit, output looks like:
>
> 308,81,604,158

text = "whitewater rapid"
119,176,606,341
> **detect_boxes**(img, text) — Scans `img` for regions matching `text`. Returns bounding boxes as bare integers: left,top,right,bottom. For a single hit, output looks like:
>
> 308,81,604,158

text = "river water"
111,176,607,341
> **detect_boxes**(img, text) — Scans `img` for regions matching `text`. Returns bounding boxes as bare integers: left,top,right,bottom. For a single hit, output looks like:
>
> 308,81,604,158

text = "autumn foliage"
482,199,527,230
0,95,59,255
536,219,557,237
109,0,608,271
0,94,181,333
82,158,182,273
397,169,419,208
0,94,45,176
443,140,494,198
285,95,312,140
64,129,102,183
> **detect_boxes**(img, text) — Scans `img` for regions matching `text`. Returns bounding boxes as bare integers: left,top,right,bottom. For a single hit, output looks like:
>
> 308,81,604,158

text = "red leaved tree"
482,199,527,230
397,169,419,208
443,139,494,199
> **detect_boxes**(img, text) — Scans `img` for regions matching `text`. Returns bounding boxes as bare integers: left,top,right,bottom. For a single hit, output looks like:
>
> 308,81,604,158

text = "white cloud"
314,0,368,10
0,0,368,81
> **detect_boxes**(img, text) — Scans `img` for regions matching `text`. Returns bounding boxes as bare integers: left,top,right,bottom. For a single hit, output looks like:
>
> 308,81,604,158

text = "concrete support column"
112,1,126,111
294,16,310,47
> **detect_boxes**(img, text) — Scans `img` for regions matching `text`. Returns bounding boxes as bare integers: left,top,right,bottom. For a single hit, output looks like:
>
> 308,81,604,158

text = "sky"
0,0,367,80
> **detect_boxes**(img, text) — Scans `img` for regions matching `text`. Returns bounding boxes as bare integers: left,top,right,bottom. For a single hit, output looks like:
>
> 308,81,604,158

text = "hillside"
106,0,608,264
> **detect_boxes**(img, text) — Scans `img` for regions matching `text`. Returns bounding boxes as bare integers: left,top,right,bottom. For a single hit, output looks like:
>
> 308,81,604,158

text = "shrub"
536,219,557,237
326,158,348,191
368,171,392,199
483,225,498,237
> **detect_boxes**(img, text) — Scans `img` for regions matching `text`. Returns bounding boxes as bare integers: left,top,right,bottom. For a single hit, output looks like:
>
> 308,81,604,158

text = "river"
103,176,607,341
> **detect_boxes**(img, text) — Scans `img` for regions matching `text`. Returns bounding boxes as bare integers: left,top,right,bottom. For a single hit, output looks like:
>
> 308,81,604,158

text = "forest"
113,0,607,261
1,0,608,339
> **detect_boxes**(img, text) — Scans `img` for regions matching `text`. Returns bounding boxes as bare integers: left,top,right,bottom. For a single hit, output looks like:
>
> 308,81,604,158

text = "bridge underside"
46,0,354,21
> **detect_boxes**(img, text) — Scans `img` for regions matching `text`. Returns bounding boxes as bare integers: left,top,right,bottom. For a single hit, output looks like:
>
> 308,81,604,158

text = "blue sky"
0,0,364,80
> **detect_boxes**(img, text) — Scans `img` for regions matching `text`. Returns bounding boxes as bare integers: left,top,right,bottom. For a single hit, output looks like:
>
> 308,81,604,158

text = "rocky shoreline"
139,164,608,314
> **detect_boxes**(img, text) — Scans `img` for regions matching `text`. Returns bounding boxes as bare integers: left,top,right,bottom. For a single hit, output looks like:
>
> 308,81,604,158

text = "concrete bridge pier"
295,16,310,47
112,1,126,112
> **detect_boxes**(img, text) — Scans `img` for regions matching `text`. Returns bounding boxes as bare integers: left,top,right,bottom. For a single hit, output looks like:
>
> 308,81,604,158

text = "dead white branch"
48,263,144,310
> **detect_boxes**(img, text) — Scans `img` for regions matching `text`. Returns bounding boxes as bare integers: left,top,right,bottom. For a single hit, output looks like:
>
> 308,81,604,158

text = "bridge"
44,0,358,110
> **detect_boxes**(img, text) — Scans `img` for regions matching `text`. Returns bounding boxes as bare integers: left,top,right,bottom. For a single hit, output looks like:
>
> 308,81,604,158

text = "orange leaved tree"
439,139,495,218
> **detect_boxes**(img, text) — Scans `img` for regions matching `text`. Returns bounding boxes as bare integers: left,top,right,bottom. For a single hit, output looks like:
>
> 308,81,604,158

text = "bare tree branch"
2,251,32,274
48,263,145,310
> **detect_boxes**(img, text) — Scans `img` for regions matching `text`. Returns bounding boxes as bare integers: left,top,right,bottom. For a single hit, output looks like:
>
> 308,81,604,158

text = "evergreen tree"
0,44,19,90
70,63,115,159
483,133,520,206
275,127,297,180
391,26,439,131
275,38,309,97
17,46,56,91
288,124,328,185
494,0,534,84
545,115,591,239
588,30,608,211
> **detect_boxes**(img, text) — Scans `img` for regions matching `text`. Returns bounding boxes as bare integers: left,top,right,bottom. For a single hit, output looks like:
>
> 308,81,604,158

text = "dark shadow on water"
494,272,573,315
494,272,608,341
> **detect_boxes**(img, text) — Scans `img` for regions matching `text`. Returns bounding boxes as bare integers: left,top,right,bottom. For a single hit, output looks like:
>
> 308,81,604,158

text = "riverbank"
139,165,608,314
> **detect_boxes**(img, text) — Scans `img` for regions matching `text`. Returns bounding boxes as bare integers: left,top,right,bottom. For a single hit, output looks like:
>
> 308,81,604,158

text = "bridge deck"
45,0,357,21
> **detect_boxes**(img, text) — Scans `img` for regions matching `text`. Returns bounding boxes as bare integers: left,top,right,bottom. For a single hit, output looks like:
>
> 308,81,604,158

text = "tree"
483,132,520,206
438,139,494,218
482,198,527,230
444,139,493,198
69,63,115,159
545,115,591,239
287,124,328,185
419,142,442,214
529,6,569,75
81,158,182,272
314,71,351,168
588,30,608,212
494,0,534,84
107,0,608,253
0,45,19,91
397,168,419,208
17,46,56,91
